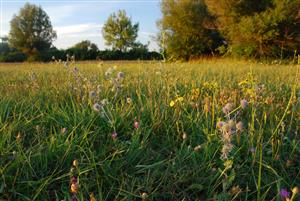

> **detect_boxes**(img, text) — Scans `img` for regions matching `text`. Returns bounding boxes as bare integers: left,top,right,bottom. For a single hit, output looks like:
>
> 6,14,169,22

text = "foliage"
102,10,139,52
66,40,99,60
205,0,300,58
158,0,223,60
8,3,56,57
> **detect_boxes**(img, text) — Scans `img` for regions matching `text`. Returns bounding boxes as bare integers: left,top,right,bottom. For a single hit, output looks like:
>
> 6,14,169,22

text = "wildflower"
141,192,148,199
221,143,233,160
216,121,225,129
227,120,235,129
236,121,243,132
111,131,118,140
230,185,241,195
175,96,184,102
30,72,37,81
90,193,97,201
93,103,102,112
35,125,41,132
280,189,290,200
70,182,78,193
127,97,132,104
89,91,97,99
292,187,299,195
117,72,125,79
16,132,22,142
222,103,233,114
73,67,79,74
169,100,175,107
61,127,68,134
241,99,248,109
194,145,201,152
182,132,187,140
105,68,113,77
101,99,109,106
134,120,139,129
72,160,78,167
51,56,55,60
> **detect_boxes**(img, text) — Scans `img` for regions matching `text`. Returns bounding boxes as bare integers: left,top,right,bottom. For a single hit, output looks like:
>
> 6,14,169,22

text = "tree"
67,40,99,60
8,3,56,57
205,0,300,58
102,10,139,52
158,0,222,60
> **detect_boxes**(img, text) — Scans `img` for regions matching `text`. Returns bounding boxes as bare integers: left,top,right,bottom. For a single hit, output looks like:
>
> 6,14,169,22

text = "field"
0,60,299,201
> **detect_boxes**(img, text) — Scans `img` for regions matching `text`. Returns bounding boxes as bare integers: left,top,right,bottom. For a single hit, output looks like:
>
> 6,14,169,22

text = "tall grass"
0,60,299,201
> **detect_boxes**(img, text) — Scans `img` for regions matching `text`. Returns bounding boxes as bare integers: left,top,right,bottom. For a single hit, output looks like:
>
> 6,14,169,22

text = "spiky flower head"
117,72,125,79
93,103,102,112
222,103,233,114
89,91,97,99
236,121,243,132
241,99,248,109
111,131,118,140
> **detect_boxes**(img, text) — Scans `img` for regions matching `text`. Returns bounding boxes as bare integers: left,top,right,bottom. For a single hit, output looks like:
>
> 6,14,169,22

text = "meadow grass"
0,59,299,201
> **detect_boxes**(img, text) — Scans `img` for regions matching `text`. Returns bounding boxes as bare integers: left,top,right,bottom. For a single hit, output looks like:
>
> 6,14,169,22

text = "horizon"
0,0,161,51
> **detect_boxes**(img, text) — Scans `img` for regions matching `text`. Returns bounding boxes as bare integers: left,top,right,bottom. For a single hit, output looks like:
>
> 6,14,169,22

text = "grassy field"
0,59,299,201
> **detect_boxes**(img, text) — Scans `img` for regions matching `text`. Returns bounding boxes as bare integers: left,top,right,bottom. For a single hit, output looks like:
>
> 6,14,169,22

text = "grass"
0,59,299,201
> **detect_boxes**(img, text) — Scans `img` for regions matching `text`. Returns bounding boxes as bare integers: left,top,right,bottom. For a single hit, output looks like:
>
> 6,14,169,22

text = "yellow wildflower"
90,193,97,201
169,100,175,107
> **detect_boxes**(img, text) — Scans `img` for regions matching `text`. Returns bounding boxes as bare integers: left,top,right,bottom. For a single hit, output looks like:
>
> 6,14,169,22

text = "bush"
0,52,27,62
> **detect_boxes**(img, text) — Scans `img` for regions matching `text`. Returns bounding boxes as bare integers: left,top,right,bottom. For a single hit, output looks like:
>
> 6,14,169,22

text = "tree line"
0,3,161,62
0,1,299,62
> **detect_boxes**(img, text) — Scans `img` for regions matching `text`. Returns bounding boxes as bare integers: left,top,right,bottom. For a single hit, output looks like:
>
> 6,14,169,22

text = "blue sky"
1,0,161,50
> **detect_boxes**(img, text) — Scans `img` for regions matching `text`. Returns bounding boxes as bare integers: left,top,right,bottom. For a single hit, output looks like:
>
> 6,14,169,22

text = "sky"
0,0,162,50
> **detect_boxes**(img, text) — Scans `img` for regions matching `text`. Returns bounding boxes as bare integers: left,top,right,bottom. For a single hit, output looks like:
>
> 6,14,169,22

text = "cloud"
53,23,103,49
44,5,80,24
55,23,102,36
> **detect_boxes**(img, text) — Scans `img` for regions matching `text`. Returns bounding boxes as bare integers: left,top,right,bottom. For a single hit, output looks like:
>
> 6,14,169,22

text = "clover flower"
117,71,125,79
93,103,102,112
222,103,233,114
89,91,97,99
134,120,139,129
111,131,118,140
236,121,243,132
241,99,248,109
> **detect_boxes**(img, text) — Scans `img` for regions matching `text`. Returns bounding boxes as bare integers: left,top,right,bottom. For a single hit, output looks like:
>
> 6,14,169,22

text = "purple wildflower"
280,188,290,200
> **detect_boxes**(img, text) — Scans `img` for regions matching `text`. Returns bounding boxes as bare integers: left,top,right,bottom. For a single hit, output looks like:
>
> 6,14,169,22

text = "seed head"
134,120,139,129
216,121,225,129
61,127,68,134
194,145,201,152
236,121,243,132
141,192,148,199
72,160,78,167
89,91,97,99
222,103,233,114
241,99,248,109
111,131,118,140
93,103,102,112
182,132,187,140
127,97,132,104
117,72,125,79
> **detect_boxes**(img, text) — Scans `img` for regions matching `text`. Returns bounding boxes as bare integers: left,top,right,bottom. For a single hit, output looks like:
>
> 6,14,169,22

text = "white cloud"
53,23,103,49
55,23,102,36
44,5,80,24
